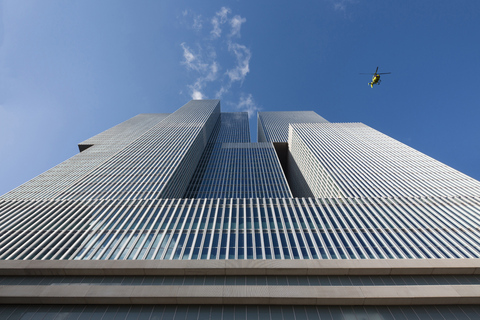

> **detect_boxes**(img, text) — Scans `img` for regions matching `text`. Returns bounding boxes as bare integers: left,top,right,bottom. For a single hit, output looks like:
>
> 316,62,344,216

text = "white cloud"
214,42,250,99
181,43,195,65
236,93,260,118
180,43,208,72
192,15,203,31
206,61,219,81
334,2,346,11
215,86,228,99
230,15,246,37
179,10,203,31
211,21,221,38
180,7,257,111
188,79,205,100
217,7,230,23
330,0,357,12
226,42,250,83
211,7,230,38
186,61,220,100
181,44,219,100
191,89,203,100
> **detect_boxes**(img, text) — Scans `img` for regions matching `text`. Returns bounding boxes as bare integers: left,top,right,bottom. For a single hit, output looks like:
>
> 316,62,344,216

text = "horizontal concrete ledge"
0,259,479,276
1,285,479,305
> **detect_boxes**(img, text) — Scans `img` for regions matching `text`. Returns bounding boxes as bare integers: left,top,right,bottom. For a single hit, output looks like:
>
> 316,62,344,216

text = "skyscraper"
1,100,480,319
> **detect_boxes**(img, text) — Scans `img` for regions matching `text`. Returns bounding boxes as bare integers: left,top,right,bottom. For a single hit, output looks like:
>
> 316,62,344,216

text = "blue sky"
1,0,479,195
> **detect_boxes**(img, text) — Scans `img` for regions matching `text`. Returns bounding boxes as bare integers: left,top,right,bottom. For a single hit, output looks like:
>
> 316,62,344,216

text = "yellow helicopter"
361,67,391,88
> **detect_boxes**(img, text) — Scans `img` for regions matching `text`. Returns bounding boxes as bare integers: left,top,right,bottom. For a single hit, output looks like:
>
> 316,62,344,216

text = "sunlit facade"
1,100,480,319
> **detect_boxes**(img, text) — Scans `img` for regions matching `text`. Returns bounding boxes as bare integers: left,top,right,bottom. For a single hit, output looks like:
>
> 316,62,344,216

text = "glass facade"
185,143,292,199
185,112,292,198
1,197,480,260
1,100,480,315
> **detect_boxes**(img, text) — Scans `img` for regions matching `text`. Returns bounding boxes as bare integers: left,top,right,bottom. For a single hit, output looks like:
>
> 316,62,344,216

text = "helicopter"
360,67,391,88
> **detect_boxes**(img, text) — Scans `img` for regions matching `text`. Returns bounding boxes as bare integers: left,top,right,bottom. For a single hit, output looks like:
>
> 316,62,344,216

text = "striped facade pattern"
288,125,343,198
1,100,220,202
257,111,328,143
185,112,291,199
1,196,480,261
288,123,480,199
185,143,292,199
1,105,480,263
2,102,480,318
56,100,220,200
0,113,170,201
77,113,170,150
210,112,251,143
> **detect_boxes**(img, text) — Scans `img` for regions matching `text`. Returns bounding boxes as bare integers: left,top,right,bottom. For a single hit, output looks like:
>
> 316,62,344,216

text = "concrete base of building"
1,259,480,305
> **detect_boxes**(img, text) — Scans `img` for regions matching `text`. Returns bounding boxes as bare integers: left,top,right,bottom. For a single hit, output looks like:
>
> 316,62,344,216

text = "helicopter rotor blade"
375,66,379,73
359,73,375,75
377,72,391,75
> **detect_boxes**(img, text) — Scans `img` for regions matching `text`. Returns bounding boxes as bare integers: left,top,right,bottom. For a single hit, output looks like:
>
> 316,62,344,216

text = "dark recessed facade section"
272,142,288,175
78,144,93,152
